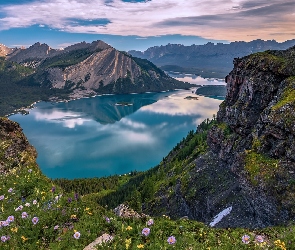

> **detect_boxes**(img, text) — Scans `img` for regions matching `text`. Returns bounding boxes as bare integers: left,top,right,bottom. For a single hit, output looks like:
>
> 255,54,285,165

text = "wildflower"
21,235,28,242
255,235,264,243
70,214,77,220
33,200,37,205
74,193,79,200
8,188,13,193
167,236,176,245
68,198,72,203
126,226,133,231
32,217,39,225
54,225,59,230
28,169,32,173
147,218,154,226
105,216,110,223
242,235,250,244
22,212,28,219
141,228,150,237
7,215,14,223
1,221,9,227
15,205,24,211
51,186,56,193
1,236,7,242
11,227,18,233
73,231,80,239
274,240,286,250
137,244,144,248
0,195,4,200
25,202,30,207
125,238,131,249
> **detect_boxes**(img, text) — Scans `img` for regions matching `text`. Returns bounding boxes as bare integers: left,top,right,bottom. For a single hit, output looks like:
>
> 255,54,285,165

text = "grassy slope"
1,117,294,249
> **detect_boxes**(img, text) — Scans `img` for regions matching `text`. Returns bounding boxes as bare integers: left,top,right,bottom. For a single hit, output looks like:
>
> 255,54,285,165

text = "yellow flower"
21,235,28,242
85,207,90,211
87,212,93,215
125,238,131,249
71,214,77,219
126,226,133,231
11,227,18,233
137,244,144,248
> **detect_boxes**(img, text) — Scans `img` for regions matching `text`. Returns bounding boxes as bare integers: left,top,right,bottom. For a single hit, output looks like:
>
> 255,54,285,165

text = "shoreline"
6,86,194,118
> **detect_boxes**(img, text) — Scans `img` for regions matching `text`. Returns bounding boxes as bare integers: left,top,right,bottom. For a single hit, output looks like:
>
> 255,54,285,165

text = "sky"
0,0,295,51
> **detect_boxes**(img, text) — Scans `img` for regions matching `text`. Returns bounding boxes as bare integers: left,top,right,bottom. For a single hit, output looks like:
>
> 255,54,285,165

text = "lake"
9,77,224,179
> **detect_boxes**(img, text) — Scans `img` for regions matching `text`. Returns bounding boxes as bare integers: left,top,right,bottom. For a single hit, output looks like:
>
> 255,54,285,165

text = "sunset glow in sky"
0,0,294,50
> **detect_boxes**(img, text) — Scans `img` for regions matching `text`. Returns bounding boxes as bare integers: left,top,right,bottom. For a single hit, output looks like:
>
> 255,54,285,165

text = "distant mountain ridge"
0,40,191,116
128,39,295,78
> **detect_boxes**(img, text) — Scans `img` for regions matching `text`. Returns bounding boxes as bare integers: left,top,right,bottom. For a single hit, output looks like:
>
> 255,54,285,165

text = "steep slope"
7,40,190,96
97,46,295,229
129,39,295,78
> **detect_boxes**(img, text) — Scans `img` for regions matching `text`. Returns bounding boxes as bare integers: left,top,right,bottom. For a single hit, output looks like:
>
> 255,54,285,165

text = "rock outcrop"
0,117,37,174
0,44,15,57
143,46,295,228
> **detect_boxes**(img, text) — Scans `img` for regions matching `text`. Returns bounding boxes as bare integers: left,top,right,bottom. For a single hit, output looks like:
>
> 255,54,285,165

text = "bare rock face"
7,42,60,63
114,204,146,219
51,48,141,89
0,44,15,57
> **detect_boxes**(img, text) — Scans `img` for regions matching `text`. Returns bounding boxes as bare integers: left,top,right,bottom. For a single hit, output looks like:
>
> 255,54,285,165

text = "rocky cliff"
109,46,295,229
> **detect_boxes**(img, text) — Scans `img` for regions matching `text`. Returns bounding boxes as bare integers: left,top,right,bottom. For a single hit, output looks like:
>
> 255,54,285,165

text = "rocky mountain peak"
0,43,15,57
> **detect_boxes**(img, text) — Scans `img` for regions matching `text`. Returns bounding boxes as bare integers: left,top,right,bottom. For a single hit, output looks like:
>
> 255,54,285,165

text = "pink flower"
22,212,28,219
73,232,81,239
242,235,250,244
167,236,176,244
147,218,154,226
32,217,39,225
142,228,150,237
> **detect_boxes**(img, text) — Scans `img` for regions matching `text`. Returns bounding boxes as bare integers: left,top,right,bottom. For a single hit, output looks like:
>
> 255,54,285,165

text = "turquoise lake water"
9,79,224,179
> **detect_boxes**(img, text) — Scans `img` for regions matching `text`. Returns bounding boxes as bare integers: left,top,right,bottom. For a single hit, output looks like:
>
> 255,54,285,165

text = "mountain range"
1,42,295,248
0,40,190,116
129,39,295,78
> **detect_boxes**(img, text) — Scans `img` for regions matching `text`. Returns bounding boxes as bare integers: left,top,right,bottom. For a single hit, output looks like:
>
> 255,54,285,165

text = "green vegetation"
1,117,295,249
39,48,101,70
244,150,279,186
272,76,295,110
0,57,70,116
159,65,230,78
196,85,227,97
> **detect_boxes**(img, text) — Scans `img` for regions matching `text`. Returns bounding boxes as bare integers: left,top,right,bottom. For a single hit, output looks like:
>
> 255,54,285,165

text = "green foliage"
217,122,232,137
0,58,70,116
272,76,295,110
39,48,101,70
244,150,279,186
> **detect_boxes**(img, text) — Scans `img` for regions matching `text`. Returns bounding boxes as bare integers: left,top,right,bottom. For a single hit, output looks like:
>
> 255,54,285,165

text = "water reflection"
168,73,226,85
10,89,223,179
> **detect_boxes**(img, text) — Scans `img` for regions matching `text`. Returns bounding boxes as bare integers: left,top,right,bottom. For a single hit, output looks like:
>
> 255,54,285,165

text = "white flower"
25,203,30,207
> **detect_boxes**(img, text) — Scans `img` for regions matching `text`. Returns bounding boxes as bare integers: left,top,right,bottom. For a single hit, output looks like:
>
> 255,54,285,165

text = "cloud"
33,110,91,128
0,0,294,42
